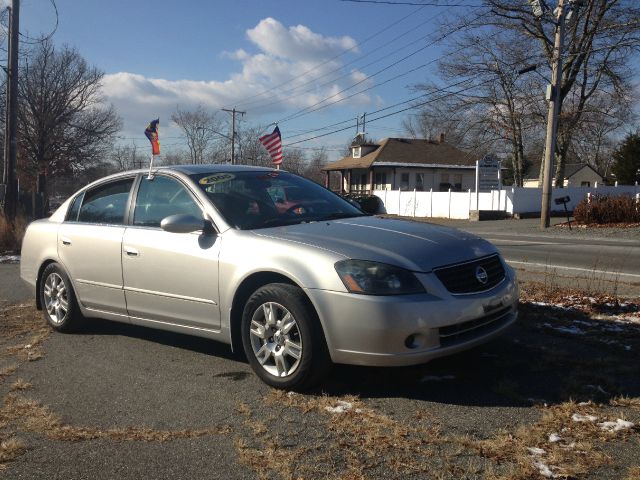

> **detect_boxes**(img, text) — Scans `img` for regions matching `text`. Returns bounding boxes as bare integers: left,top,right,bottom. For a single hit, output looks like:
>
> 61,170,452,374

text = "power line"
284,77,475,141
239,10,445,111
17,0,59,44
283,78,492,147
232,2,430,108
276,9,490,125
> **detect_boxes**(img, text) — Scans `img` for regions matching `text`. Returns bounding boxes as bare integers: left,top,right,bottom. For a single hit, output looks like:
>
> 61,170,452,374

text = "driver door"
122,175,221,330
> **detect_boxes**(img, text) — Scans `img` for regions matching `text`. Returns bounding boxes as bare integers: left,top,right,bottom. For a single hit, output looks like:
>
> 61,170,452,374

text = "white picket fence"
375,184,640,220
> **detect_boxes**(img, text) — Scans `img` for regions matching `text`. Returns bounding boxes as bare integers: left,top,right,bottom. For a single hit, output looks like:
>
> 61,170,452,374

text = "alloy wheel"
249,301,303,377
43,272,69,325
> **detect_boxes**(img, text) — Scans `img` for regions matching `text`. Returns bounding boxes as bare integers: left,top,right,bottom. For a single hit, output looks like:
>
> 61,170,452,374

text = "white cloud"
101,18,371,141
246,17,357,61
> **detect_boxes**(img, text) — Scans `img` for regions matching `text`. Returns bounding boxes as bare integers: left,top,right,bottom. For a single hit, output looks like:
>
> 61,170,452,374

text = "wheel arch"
229,271,322,355
35,259,58,310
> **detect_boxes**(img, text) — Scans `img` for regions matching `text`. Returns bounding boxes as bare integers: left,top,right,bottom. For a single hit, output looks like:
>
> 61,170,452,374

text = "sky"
13,0,483,161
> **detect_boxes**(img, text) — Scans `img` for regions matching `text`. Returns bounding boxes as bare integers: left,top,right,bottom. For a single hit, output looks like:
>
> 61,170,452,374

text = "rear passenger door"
58,177,134,318
122,175,221,330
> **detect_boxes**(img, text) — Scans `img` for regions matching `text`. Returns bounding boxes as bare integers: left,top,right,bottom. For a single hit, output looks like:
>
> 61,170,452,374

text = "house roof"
523,163,603,180
322,138,475,171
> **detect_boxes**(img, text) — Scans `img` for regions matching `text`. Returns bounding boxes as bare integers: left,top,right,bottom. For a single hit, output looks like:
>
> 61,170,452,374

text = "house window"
581,181,590,187
453,174,463,191
415,173,424,191
400,173,410,190
352,147,361,158
439,173,450,192
353,173,367,191
374,172,387,190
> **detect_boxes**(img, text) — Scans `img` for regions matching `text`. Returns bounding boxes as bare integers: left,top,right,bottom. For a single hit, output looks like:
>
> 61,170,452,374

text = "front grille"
433,254,505,294
439,306,512,347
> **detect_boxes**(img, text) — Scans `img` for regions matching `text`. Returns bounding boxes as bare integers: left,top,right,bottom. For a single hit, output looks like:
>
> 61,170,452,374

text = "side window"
133,176,202,228
78,179,134,224
65,193,84,222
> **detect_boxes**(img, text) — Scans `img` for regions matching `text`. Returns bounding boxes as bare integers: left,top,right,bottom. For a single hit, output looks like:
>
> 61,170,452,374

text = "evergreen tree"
611,133,640,184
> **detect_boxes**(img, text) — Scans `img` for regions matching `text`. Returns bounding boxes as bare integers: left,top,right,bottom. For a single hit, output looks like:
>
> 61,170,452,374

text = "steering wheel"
285,204,309,215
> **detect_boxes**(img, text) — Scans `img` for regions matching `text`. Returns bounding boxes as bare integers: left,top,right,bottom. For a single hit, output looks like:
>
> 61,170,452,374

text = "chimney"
438,132,446,144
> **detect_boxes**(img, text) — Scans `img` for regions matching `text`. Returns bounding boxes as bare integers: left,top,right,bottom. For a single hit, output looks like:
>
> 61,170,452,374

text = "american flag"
259,126,283,165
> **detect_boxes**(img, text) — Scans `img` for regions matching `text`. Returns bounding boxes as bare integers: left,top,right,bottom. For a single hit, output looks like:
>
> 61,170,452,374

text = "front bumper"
306,265,518,367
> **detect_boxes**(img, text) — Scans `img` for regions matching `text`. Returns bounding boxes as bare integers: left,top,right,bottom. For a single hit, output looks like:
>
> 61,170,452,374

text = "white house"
322,136,479,194
523,163,604,188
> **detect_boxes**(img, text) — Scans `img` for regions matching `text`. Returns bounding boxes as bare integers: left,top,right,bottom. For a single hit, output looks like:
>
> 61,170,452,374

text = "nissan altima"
20,165,518,389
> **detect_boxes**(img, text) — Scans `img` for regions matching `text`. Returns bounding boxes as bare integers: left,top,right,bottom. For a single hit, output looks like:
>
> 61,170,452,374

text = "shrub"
573,194,640,224
0,212,27,252
340,194,386,214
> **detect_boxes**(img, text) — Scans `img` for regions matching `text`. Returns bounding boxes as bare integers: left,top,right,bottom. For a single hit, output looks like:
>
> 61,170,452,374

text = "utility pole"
222,107,245,165
540,0,566,229
2,0,19,221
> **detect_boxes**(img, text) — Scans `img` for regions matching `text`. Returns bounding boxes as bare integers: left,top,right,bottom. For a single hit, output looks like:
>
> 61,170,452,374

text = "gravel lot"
1,282,639,479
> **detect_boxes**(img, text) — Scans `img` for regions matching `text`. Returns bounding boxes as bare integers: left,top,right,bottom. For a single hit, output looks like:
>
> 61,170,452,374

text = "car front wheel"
241,283,330,390
40,263,83,332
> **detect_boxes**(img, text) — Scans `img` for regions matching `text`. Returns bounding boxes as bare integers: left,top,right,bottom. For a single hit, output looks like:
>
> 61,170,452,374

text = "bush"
0,212,27,252
341,194,386,215
573,194,640,224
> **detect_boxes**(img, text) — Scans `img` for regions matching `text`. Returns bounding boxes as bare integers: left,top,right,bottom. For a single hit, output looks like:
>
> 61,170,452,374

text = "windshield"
190,170,365,230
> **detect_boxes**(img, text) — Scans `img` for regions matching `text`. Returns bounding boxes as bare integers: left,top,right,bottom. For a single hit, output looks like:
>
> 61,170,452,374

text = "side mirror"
160,214,207,234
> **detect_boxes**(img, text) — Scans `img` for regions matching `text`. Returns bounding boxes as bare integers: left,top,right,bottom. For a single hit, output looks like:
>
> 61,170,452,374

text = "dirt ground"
0,281,639,479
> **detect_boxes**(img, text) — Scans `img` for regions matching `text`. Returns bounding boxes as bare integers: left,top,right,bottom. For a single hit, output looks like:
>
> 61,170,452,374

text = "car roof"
156,164,278,175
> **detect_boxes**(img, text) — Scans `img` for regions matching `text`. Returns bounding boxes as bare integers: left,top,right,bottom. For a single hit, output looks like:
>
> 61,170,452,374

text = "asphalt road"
0,264,32,307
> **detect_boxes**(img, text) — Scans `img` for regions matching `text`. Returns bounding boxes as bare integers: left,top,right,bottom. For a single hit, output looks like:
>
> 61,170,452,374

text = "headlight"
334,260,425,295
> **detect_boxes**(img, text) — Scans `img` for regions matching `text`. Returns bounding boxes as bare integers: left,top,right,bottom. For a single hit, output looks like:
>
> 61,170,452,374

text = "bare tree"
17,40,121,203
304,148,329,184
409,28,547,186
569,94,632,177
110,143,145,171
236,125,272,167
171,105,225,164
483,0,640,186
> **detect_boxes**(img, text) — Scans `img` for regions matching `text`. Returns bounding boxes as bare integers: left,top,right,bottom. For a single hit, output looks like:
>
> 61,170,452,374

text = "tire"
241,283,331,390
39,263,83,332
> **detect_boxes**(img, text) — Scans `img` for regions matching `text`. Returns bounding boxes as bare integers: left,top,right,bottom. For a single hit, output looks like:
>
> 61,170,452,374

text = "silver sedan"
20,165,518,389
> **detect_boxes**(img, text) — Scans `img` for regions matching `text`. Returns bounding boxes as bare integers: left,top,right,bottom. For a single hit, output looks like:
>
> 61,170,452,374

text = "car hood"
254,216,497,272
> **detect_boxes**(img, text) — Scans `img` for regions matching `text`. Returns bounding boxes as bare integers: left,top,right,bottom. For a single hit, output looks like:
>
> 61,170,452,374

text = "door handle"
61,237,72,246
123,246,139,257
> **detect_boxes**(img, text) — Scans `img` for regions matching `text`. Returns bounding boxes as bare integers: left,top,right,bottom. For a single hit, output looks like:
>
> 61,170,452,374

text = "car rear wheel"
40,263,83,332
241,283,330,390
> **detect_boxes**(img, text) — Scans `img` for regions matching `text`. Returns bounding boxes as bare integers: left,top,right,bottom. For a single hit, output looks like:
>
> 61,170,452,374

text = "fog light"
405,334,425,349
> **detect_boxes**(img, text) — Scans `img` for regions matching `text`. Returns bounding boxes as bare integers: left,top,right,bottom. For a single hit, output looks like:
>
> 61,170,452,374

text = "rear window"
77,178,134,224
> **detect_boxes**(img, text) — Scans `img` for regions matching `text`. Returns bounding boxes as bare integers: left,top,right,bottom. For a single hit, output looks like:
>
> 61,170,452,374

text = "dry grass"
0,365,18,383
0,437,26,465
625,466,640,480
0,394,232,443
611,397,640,409
8,379,31,392
232,390,451,479
470,401,615,479
0,213,26,253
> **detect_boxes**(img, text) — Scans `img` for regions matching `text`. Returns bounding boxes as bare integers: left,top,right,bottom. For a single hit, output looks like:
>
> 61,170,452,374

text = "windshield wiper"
318,212,367,221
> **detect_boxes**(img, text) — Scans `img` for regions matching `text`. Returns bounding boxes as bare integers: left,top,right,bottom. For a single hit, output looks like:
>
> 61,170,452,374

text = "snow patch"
527,447,546,456
325,400,360,414
572,413,598,422
598,419,635,432
548,433,561,443
542,323,585,335
0,255,19,264
533,460,558,478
